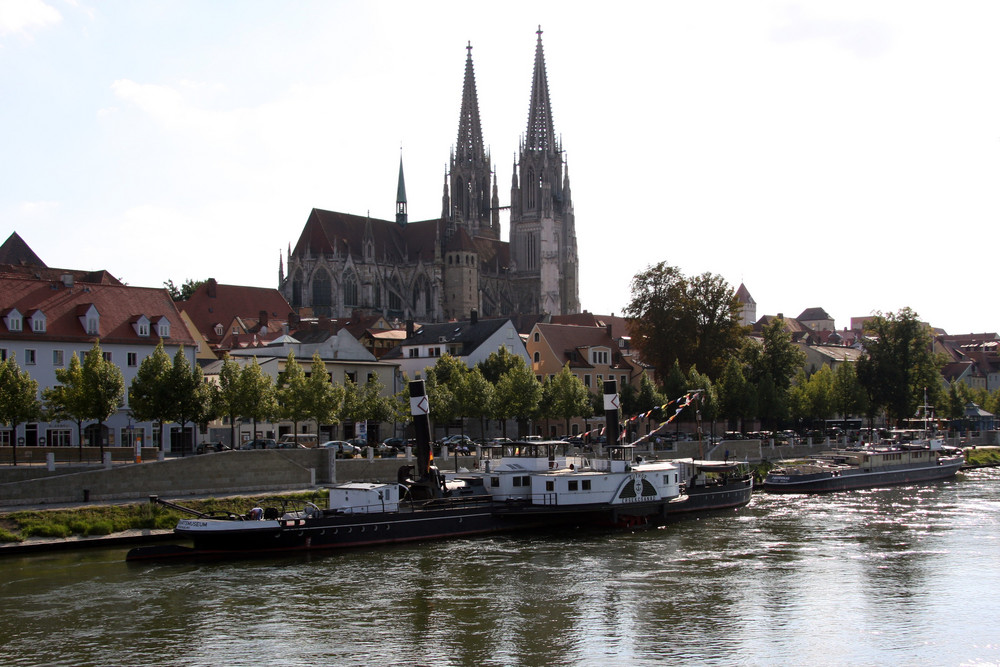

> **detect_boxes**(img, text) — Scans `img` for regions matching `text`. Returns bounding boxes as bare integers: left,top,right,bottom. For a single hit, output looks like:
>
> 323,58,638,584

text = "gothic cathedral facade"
279,29,580,323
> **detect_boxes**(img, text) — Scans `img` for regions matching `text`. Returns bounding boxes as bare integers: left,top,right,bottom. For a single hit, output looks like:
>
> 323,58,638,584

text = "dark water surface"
2,469,998,666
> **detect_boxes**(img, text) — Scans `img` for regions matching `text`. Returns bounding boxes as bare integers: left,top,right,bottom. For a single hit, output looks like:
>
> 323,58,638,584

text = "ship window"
490,477,499,487
545,481,554,492
568,481,578,491
582,480,591,490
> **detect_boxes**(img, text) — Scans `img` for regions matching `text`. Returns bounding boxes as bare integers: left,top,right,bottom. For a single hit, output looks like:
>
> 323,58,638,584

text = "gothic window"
526,168,536,209
343,272,358,307
291,272,303,307
312,270,332,312
374,283,382,308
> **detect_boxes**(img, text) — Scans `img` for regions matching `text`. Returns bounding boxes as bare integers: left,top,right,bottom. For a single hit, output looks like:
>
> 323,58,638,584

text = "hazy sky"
3,1,998,334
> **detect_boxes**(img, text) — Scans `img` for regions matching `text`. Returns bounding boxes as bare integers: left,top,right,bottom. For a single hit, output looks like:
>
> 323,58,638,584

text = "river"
1,468,998,667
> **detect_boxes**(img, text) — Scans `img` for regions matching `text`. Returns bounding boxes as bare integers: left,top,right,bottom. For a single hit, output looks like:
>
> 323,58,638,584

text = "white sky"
3,1,998,335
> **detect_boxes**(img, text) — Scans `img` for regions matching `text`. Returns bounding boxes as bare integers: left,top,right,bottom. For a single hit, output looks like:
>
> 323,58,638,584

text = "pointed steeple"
448,41,495,239
524,26,557,155
396,152,408,226
456,41,485,166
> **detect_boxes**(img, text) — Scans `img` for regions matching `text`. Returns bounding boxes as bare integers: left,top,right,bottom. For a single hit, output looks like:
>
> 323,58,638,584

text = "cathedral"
279,29,580,323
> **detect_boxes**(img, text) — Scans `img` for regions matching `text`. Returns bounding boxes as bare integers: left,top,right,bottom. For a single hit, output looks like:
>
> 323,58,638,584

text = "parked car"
240,438,277,450
277,434,318,448
195,442,231,454
320,440,360,457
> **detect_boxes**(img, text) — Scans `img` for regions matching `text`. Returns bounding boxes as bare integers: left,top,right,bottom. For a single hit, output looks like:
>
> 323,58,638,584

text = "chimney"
406,319,414,337
607,322,613,340
61,274,74,288
259,310,268,327
470,309,478,325
207,278,217,298
288,312,300,330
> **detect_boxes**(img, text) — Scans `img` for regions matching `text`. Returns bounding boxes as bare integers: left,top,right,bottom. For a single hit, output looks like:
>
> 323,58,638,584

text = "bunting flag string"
576,390,703,445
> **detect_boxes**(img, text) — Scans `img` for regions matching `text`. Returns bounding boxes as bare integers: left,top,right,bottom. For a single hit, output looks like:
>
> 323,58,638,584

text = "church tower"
444,42,498,240
509,27,579,316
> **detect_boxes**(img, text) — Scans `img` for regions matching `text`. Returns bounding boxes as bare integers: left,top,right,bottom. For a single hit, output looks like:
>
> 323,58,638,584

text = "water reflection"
1,471,999,666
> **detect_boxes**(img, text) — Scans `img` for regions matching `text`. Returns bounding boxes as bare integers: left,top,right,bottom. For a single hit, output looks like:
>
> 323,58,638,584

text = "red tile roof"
0,275,195,346
181,279,293,346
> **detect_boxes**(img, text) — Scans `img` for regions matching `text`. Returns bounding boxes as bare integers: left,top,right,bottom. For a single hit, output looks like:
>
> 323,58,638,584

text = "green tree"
305,353,342,434
426,354,467,437
687,366,718,441
717,356,754,432
43,352,89,460
546,363,592,438
0,355,42,466
169,346,208,449
832,360,867,427
277,351,311,437
478,346,522,384
624,262,745,382
339,374,393,445
240,358,278,439
216,354,244,447
81,340,125,457
463,367,494,439
491,354,541,438
856,308,943,426
164,278,209,301
743,317,805,428
128,341,173,451
663,360,688,405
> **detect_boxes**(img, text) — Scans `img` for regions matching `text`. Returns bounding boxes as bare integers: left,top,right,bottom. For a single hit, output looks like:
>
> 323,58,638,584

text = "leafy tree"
164,278,209,301
81,340,125,457
305,353,342,433
426,354,467,437
687,366,718,440
43,352,89,460
216,355,245,447
169,346,209,449
717,356,752,432
128,342,173,451
490,354,541,438
240,358,278,439
463,367,494,439
339,374,393,444
277,351,311,437
624,262,745,382
743,317,805,428
478,346,523,384
663,360,688,405
0,355,42,466
856,308,943,426
832,360,867,427
545,363,592,438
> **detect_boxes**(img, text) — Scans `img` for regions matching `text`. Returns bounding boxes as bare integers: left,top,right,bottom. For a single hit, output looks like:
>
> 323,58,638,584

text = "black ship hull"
763,458,963,494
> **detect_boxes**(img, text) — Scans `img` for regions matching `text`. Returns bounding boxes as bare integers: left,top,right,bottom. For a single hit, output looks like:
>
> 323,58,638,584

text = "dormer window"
4,308,23,332
132,315,151,337
27,310,46,333
590,349,610,365
154,316,170,338
76,304,100,335
214,324,224,336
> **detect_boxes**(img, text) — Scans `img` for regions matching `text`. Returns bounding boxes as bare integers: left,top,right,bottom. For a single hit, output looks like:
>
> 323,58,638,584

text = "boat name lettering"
178,520,209,528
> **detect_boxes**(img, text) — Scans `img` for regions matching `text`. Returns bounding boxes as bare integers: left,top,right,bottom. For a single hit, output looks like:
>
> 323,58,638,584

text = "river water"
2,469,998,667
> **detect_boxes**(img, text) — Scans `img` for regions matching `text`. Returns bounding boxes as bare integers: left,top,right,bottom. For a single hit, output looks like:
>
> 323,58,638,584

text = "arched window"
343,272,358,307
291,272,303,307
312,270,332,314
527,168,536,209
533,352,540,363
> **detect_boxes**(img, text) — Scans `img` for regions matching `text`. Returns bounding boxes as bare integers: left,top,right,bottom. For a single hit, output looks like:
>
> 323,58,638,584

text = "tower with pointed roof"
509,27,580,316
443,42,499,242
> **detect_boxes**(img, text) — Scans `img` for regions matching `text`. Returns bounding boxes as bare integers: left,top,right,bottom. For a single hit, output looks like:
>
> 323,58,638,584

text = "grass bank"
0,490,328,544
965,447,1000,468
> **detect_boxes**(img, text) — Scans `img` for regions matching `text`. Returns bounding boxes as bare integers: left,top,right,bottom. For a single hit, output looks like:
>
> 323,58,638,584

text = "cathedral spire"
524,26,557,155
456,41,485,166
396,151,407,226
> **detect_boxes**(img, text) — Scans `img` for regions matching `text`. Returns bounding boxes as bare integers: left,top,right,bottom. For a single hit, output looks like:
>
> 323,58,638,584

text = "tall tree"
128,341,173,451
492,356,542,438
305,353,342,435
463,367,494,439
743,317,805,428
832,360,867,427
0,355,42,466
276,351,310,437
624,262,745,383
546,363,593,438
43,352,89,460
216,355,245,447
717,356,754,432
856,308,943,426
81,340,125,458
240,358,278,439
169,346,208,450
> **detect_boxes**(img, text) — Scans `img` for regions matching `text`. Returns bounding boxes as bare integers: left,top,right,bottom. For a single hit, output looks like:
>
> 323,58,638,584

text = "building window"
103,351,112,363
32,317,45,333
87,318,98,335
345,371,357,384
584,374,591,388
158,321,170,337
545,480,554,492
533,332,539,342
8,316,22,332
1,348,7,361
25,349,36,365
0,430,10,446
52,350,64,366
214,324,224,336
408,348,419,358
128,352,138,367
533,352,540,363
48,429,71,447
